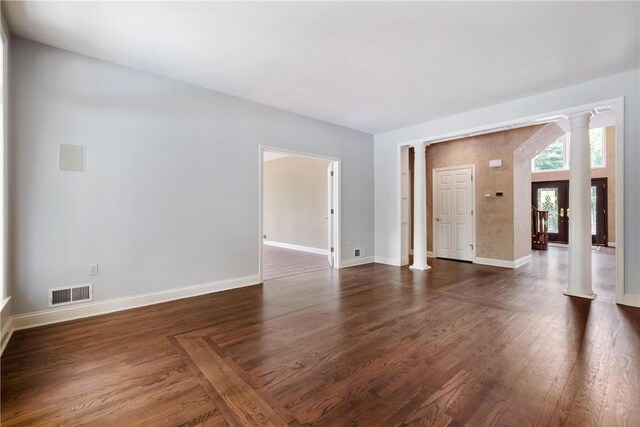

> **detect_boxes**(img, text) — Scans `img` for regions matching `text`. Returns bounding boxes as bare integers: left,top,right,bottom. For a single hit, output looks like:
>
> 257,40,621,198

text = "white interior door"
327,163,334,267
434,167,474,261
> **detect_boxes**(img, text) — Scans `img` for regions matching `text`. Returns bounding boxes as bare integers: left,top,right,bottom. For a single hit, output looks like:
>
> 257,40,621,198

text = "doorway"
433,166,475,261
532,178,608,245
259,146,341,282
396,98,626,306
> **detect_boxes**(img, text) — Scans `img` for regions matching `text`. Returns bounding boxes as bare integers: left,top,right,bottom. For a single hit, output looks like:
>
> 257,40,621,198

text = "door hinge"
603,209,606,214
471,209,474,215
331,247,334,252
330,171,334,176
331,209,334,214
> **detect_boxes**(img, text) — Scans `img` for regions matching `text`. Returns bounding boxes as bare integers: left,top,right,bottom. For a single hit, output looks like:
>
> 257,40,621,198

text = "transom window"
532,127,605,172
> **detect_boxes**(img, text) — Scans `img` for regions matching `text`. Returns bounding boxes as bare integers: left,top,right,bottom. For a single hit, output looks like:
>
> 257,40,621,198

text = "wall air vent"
49,284,93,307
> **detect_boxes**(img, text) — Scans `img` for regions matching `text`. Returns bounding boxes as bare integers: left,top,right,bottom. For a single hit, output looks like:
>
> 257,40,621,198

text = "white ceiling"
4,1,639,134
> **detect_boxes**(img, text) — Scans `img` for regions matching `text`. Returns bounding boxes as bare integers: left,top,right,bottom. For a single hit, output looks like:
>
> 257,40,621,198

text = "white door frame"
259,145,341,282
396,96,627,305
327,163,335,267
432,164,476,262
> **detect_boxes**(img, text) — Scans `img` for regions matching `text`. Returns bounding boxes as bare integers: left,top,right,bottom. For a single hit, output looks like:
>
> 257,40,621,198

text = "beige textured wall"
513,152,533,260
531,126,616,243
425,125,544,261
264,156,330,249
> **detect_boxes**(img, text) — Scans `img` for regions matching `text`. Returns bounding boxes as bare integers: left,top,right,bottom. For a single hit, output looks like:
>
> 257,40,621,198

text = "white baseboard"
608,242,616,248
475,254,532,269
264,240,328,256
10,275,261,332
474,257,513,268
375,256,401,266
341,256,375,268
618,293,640,308
514,254,533,268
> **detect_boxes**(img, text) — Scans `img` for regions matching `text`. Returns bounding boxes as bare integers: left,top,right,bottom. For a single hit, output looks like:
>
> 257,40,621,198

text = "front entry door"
434,167,474,261
590,178,608,246
532,178,608,245
532,181,569,243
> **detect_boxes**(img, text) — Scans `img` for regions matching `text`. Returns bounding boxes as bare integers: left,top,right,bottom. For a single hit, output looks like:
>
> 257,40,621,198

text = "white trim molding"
514,254,533,268
341,256,375,268
264,240,328,256
10,275,261,332
619,293,640,308
375,256,401,266
475,254,532,269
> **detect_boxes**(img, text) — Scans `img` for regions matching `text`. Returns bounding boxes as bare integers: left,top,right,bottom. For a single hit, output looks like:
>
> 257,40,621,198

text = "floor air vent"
49,284,93,307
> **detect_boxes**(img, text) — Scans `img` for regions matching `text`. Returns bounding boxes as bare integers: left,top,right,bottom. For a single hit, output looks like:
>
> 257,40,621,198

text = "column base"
409,264,432,271
563,289,597,300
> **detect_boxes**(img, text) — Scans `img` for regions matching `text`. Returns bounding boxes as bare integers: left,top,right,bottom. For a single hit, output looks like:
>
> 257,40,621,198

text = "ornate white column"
410,142,431,271
564,112,595,299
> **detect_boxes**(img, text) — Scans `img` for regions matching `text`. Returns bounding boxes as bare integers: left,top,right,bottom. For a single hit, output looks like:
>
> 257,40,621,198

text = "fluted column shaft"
565,112,595,299
410,142,431,271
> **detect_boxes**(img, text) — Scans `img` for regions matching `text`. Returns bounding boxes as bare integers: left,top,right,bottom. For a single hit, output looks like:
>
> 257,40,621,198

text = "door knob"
560,208,564,217
436,218,441,221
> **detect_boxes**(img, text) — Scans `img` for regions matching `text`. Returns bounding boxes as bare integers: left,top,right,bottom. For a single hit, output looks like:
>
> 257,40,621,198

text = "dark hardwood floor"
2,247,638,426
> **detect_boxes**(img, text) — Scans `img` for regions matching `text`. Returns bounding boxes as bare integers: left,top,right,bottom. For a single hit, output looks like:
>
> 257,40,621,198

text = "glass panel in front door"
591,186,597,235
537,188,559,233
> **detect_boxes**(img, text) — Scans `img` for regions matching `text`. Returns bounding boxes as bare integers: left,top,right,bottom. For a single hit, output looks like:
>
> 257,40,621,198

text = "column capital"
568,112,592,129
411,141,428,151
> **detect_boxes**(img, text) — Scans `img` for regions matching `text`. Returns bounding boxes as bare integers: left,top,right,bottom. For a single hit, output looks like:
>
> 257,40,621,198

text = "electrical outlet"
354,248,364,258
89,264,99,276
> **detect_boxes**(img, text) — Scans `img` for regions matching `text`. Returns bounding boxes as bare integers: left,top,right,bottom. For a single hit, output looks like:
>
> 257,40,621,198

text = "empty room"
1,2,639,426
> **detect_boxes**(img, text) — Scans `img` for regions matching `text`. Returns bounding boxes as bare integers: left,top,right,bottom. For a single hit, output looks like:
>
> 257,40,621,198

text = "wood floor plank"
2,247,638,426
174,336,293,427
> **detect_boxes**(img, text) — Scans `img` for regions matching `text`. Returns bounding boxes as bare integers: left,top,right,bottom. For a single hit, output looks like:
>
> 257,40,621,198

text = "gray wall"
9,38,374,315
264,156,329,250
